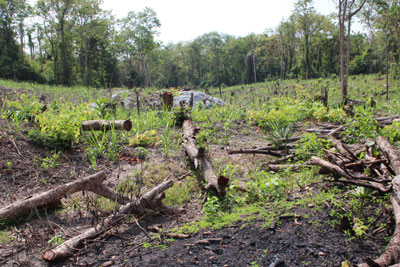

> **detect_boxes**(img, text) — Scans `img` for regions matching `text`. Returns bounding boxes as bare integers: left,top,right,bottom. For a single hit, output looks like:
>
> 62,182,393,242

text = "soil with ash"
48,204,385,267
0,86,389,267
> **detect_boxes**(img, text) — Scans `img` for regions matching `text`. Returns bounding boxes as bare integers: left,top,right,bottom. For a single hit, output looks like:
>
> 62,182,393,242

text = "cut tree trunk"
161,91,173,108
42,178,176,261
182,120,229,197
81,120,132,132
0,171,129,221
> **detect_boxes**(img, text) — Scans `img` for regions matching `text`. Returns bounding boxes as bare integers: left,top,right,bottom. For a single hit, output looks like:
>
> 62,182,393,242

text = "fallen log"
227,149,287,157
0,171,129,221
182,120,229,197
42,178,176,261
264,163,307,172
305,128,332,134
81,120,132,132
375,115,400,122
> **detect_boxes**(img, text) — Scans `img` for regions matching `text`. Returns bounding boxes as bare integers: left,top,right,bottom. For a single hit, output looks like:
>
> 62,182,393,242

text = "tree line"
0,0,399,94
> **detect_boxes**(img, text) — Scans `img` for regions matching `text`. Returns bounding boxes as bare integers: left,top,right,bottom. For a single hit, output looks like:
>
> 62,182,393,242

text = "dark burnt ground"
0,85,391,267
48,204,385,267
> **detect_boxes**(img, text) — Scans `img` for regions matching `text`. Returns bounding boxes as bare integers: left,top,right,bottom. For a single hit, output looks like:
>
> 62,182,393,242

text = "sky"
101,0,341,44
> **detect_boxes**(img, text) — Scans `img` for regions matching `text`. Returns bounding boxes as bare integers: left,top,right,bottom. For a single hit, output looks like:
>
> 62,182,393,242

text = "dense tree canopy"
0,0,398,88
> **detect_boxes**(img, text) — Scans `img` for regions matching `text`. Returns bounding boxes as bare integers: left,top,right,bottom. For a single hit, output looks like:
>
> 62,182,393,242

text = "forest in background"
0,0,399,90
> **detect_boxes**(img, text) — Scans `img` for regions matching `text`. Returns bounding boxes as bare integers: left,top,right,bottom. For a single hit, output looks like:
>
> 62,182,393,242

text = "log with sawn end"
81,120,132,131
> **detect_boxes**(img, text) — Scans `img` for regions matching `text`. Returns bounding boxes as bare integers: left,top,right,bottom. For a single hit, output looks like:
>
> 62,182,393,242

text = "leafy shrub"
246,171,288,202
382,121,400,144
248,97,318,129
343,105,379,143
128,130,159,147
296,133,332,161
3,94,43,121
29,102,95,150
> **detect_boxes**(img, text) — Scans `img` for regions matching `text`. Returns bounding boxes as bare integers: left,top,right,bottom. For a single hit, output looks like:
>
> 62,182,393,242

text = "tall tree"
338,0,367,102
0,0,29,79
36,0,75,85
119,7,160,87
293,0,316,79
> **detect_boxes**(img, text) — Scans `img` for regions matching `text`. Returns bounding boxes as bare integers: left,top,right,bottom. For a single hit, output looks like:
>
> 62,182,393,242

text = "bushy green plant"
29,102,95,150
3,94,43,121
266,120,294,143
202,196,220,221
296,133,332,161
41,151,61,169
381,121,400,144
248,97,316,129
92,97,115,119
343,105,379,143
246,171,288,202
164,176,198,206
128,130,159,147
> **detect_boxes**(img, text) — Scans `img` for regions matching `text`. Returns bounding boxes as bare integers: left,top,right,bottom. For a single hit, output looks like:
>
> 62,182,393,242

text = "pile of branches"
310,136,400,267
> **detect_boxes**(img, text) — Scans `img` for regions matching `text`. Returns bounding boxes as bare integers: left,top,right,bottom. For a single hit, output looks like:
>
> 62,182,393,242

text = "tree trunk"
0,171,130,221
279,23,285,80
182,120,229,197
339,0,347,102
81,120,132,132
386,31,390,100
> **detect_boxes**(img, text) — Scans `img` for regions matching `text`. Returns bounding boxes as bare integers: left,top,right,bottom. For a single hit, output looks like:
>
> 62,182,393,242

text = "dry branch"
42,179,176,261
264,163,307,172
227,149,287,157
81,120,132,132
261,154,297,166
310,157,390,193
182,120,229,197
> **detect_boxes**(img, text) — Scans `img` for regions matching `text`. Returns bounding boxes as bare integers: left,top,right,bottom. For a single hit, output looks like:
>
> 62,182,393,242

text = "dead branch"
81,120,132,132
305,128,333,134
310,157,390,193
376,136,400,175
8,136,22,157
261,154,297,166
182,120,229,197
331,137,359,160
42,178,176,261
264,163,308,172
227,148,287,157
375,115,400,122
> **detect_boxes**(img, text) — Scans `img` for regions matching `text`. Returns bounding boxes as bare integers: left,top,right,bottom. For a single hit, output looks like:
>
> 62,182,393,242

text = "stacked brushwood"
310,136,400,267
